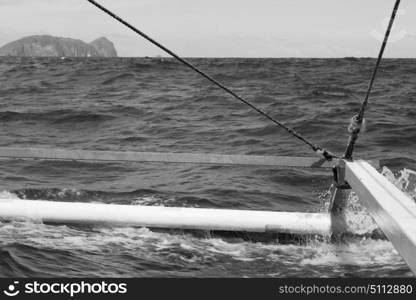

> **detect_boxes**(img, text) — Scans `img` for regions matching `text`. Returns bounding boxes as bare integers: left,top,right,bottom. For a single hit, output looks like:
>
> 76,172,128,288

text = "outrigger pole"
0,199,332,235
0,147,334,168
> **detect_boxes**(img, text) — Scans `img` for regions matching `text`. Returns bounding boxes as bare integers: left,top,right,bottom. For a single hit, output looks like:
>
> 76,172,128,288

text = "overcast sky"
1,0,415,57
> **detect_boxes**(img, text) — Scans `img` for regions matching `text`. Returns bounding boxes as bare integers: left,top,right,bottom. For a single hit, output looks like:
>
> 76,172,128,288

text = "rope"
343,0,401,160
86,0,337,160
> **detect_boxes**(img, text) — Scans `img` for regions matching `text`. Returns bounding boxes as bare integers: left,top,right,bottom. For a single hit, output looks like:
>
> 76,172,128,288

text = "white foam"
0,190,20,200
382,167,416,201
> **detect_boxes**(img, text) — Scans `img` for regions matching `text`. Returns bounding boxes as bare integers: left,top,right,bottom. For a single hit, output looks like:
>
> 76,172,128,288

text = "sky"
1,0,415,57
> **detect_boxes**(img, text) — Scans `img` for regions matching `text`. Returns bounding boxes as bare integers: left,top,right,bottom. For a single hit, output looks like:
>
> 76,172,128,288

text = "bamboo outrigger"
0,199,332,235
0,147,333,168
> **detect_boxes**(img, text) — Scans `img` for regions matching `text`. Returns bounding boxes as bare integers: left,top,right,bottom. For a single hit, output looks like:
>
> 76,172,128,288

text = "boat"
1,0,415,275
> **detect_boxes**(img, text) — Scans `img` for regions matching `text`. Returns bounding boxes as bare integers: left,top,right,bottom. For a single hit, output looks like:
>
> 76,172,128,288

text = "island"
0,35,118,57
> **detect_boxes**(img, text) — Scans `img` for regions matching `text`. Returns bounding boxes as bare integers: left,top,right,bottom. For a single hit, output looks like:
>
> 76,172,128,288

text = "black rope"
86,0,336,160
343,0,401,160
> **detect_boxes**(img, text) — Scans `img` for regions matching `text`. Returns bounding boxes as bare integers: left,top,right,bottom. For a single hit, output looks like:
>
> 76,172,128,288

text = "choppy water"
0,57,415,277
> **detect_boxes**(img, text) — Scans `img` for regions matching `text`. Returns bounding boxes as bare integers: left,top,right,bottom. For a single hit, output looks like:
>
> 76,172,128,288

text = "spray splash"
382,167,416,201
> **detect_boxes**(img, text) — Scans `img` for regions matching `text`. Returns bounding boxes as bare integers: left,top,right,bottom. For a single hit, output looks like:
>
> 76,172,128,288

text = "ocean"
0,57,415,277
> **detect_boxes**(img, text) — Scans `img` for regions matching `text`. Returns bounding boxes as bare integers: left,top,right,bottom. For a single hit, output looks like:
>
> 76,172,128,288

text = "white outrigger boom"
345,160,416,274
0,199,331,235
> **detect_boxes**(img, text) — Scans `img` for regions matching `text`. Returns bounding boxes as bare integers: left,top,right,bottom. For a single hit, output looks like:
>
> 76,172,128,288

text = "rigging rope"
343,0,401,160
86,0,336,160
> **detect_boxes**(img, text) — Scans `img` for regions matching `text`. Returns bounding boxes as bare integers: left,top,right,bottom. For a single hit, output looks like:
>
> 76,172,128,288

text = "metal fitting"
332,159,351,189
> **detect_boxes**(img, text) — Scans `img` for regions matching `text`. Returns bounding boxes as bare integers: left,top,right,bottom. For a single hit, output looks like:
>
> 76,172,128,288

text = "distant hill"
90,37,117,57
0,35,118,57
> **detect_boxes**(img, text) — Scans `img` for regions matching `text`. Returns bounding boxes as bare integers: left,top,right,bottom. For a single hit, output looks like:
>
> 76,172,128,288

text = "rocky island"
0,35,118,57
